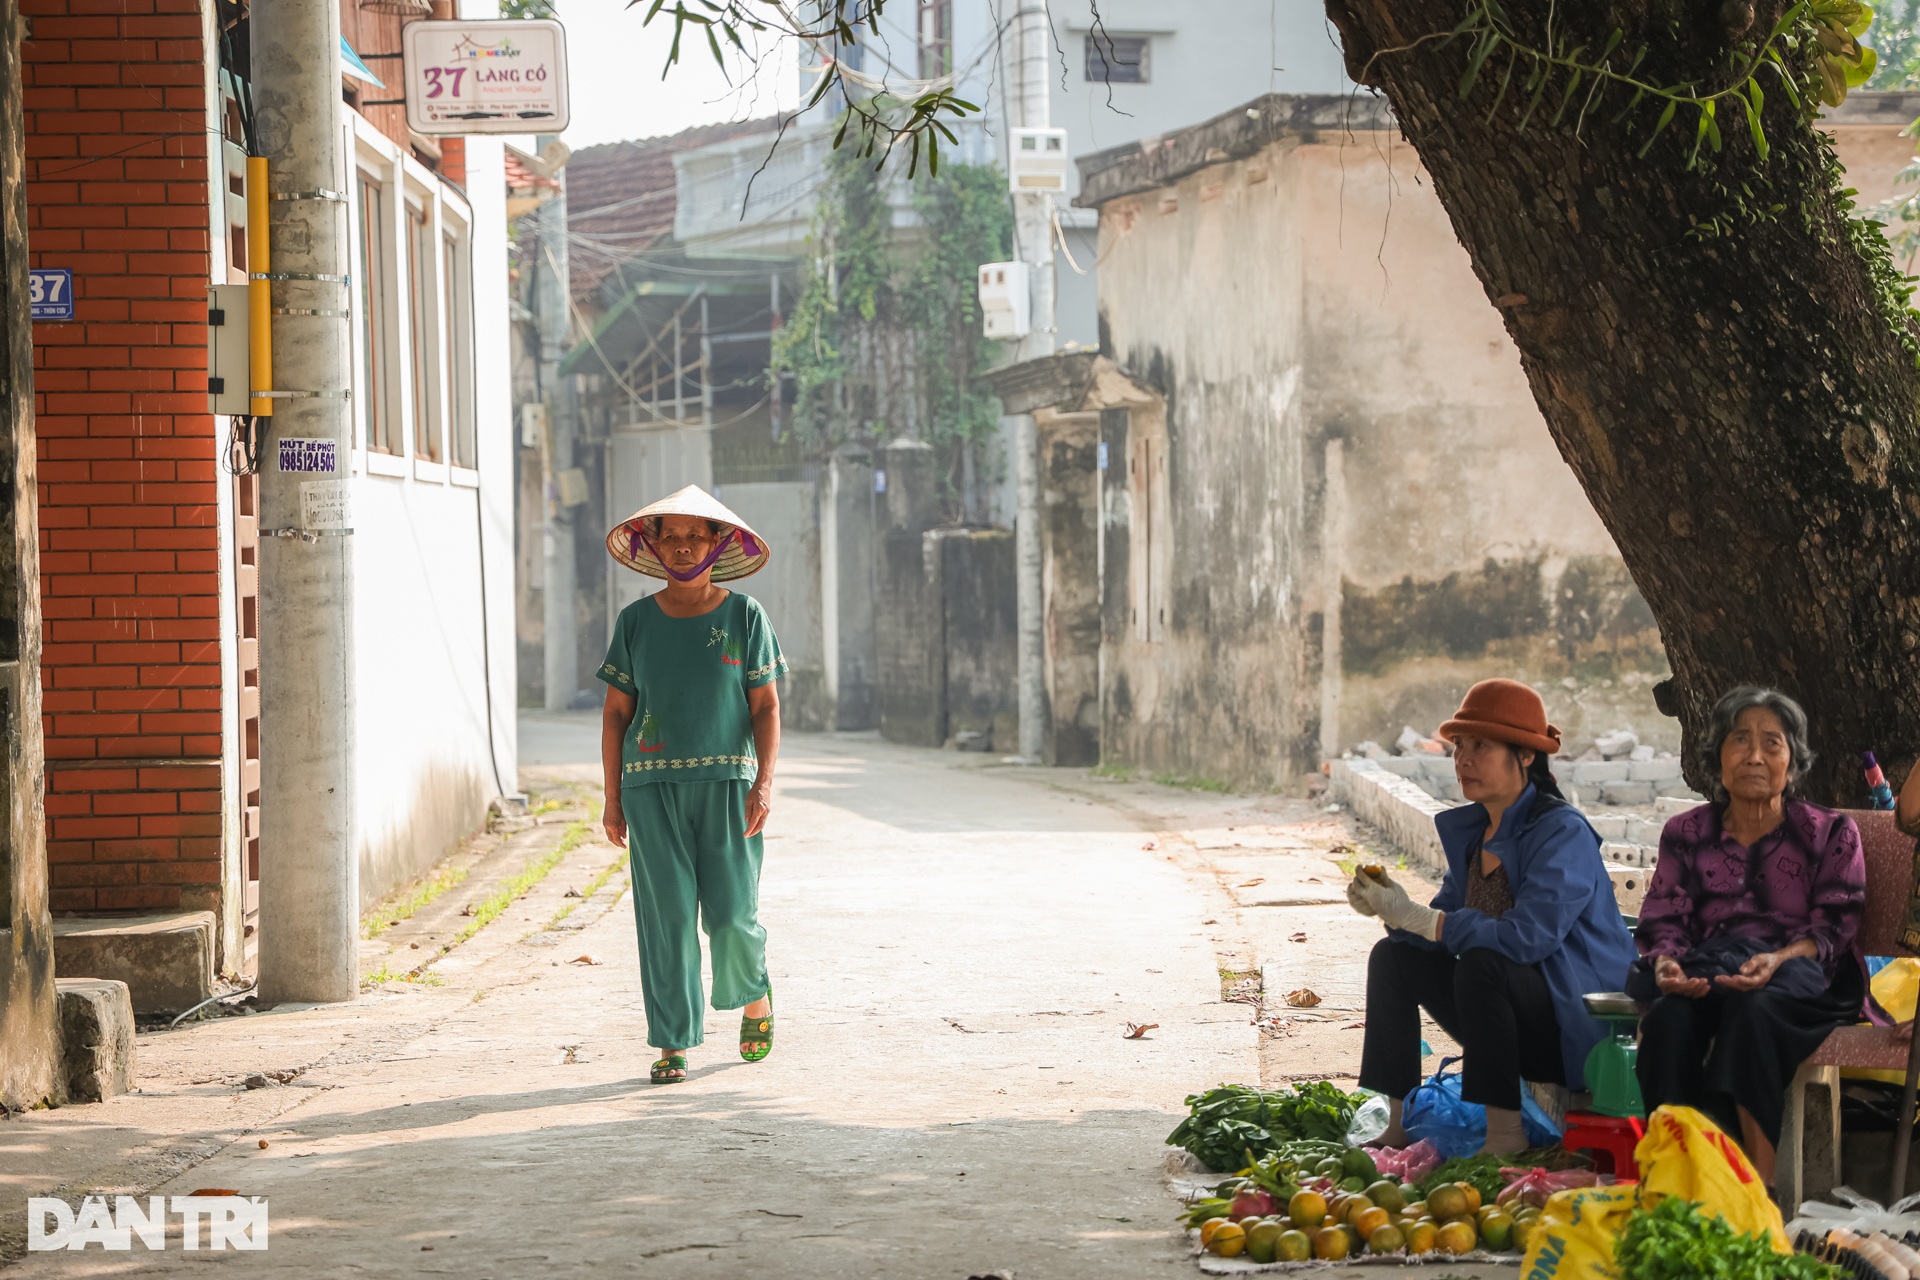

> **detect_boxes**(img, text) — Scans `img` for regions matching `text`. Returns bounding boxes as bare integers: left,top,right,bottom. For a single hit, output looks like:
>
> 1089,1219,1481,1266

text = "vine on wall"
774,147,1014,518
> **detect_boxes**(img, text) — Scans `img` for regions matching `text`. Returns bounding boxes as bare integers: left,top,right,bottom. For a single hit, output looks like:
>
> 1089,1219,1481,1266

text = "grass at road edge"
361,818,594,990
362,861,471,939
449,819,592,947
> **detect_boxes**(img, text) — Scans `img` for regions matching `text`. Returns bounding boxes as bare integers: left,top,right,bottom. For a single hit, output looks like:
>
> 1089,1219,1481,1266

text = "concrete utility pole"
1011,1,1054,763
536,139,577,711
252,0,357,1002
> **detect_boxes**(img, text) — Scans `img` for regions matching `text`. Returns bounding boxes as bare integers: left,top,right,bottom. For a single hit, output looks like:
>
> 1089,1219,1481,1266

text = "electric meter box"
1008,127,1069,193
977,261,1030,339
207,283,251,416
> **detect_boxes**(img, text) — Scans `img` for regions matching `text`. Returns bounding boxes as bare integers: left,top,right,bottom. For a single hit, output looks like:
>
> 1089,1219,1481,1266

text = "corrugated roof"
565,117,778,302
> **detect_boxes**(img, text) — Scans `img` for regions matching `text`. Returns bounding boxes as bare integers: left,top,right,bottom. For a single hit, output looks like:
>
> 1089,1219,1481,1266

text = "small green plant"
360,963,401,989
1152,772,1236,795
447,820,590,948
544,856,627,930
362,862,471,939
1091,761,1138,783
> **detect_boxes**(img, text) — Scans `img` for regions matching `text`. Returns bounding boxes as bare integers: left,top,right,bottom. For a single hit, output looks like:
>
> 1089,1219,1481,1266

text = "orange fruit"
1276,1229,1313,1262
1207,1221,1247,1257
1352,1206,1392,1238
1427,1184,1469,1222
1365,1179,1406,1212
1405,1220,1439,1254
1367,1223,1408,1255
1436,1219,1478,1255
1198,1217,1229,1247
1238,1216,1264,1235
1288,1190,1327,1229
1460,1182,1483,1215
1404,1200,1427,1219
1311,1226,1351,1260
1480,1210,1515,1252
1337,1194,1373,1225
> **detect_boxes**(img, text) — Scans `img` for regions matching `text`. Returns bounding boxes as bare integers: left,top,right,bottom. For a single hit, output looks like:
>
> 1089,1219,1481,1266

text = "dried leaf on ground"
1123,1022,1159,1039
1284,988,1322,1008
1344,1021,1365,1030
1238,878,1265,888
1290,932,1309,942
1142,840,1158,851
563,887,582,898
568,954,602,966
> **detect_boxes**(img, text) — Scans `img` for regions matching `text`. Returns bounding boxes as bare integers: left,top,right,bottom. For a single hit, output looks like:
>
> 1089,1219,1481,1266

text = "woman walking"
599,485,786,1084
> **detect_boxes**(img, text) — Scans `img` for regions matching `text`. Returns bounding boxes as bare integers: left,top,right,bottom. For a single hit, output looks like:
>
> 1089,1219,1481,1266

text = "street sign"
29,268,73,321
402,19,569,136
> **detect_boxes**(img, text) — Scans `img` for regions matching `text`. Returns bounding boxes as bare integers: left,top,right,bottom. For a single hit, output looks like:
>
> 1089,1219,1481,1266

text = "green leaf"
1847,43,1878,86
1601,27,1624,60
1516,63,1553,129
1486,54,1517,121
1743,90,1769,160
1613,85,1646,123
1550,69,1584,126
1636,99,1679,158
1458,29,1499,99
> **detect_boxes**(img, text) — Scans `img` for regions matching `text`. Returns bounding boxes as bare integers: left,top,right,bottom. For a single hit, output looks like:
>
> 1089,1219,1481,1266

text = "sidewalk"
9,727,1287,1277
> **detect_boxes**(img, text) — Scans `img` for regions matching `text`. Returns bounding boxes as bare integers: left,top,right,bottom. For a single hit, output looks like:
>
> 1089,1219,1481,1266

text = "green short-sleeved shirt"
597,591,787,787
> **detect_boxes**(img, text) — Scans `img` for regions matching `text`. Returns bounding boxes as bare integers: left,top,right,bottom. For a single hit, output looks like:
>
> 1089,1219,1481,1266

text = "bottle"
1864,751,1897,811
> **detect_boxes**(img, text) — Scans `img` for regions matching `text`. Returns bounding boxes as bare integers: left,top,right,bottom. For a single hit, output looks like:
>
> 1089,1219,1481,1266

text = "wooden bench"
1776,809,1912,1210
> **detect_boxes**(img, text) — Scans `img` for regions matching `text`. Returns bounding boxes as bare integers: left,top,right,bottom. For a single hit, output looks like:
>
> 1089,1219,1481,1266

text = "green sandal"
650,1053,687,1084
740,992,773,1063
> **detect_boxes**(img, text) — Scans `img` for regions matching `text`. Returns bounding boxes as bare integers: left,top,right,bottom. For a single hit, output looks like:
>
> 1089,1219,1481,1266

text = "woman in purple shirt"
1633,686,1868,1191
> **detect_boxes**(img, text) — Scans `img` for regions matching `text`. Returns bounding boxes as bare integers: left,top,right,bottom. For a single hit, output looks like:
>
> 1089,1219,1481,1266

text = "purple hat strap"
632,524,741,583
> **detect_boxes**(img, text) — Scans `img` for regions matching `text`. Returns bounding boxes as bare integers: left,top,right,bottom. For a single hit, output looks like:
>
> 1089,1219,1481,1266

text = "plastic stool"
1561,1111,1645,1180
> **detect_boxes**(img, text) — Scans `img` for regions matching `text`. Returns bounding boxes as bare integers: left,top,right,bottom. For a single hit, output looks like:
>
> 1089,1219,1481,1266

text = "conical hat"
606,484,771,583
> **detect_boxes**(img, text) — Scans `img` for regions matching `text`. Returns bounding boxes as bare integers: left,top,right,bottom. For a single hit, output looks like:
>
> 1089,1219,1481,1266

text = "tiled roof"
564,117,777,302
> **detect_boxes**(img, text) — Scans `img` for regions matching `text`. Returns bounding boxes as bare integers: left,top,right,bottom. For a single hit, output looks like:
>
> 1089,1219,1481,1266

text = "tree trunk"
1322,0,1920,803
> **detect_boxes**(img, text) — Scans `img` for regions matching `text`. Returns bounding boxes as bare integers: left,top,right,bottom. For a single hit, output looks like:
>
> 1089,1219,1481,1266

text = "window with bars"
1085,33,1149,83
917,0,952,78
357,175,399,455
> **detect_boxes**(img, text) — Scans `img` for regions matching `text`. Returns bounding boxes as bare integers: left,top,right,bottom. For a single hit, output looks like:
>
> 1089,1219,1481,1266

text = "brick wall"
23,0,222,913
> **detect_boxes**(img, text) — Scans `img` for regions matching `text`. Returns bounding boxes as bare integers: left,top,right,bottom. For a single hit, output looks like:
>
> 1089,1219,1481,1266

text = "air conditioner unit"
1008,127,1069,193
977,261,1030,339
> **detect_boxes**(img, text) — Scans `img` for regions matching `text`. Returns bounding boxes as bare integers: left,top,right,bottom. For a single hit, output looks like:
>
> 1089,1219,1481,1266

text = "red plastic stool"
1560,1112,1645,1180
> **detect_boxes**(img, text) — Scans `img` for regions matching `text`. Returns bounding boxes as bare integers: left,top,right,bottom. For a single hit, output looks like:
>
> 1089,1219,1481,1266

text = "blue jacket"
1393,784,1637,1090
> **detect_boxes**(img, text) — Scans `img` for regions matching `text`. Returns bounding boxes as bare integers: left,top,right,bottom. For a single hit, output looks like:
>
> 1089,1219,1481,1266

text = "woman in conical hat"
598,485,785,1083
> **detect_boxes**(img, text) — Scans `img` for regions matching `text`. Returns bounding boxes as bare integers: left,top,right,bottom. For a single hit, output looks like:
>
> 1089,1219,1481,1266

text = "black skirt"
1635,956,1865,1149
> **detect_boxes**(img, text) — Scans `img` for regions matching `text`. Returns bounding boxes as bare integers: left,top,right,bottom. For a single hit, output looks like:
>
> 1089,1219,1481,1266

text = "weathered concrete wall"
939,530,1019,753
1081,92,1920,770
1040,413,1101,766
876,442,945,747
824,447,879,731
1090,120,1323,789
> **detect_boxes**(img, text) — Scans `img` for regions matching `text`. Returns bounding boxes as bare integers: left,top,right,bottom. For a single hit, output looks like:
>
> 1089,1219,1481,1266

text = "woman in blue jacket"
1348,680,1637,1154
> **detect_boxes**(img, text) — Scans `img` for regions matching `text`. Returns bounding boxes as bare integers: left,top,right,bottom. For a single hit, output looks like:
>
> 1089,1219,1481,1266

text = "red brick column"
24,0,222,913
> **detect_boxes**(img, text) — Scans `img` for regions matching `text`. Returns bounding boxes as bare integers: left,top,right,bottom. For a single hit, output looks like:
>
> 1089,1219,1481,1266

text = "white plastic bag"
1786,1186,1920,1239
1347,1092,1390,1145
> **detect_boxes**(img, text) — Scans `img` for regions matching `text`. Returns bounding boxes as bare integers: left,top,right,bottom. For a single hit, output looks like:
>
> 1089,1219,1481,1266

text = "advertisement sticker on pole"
402,18,570,135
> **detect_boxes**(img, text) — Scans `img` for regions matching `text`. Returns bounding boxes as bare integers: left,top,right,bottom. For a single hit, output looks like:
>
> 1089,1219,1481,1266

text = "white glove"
1356,871,1443,941
1346,872,1378,917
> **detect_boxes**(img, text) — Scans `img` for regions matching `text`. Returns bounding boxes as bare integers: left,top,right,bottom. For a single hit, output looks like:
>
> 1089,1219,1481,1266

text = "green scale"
1581,992,1646,1118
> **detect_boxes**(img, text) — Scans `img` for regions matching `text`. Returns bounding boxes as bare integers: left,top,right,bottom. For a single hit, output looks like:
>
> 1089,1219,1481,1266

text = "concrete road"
12,725,1268,1277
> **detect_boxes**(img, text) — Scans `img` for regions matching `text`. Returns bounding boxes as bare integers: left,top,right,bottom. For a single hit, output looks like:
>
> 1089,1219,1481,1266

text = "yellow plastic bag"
1635,1105,1789,1250
1846,957,1919,1084
1519,1184,1638,1279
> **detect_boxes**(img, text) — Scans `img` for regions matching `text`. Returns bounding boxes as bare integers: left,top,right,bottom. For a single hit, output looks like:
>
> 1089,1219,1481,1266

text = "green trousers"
622,779,767,1050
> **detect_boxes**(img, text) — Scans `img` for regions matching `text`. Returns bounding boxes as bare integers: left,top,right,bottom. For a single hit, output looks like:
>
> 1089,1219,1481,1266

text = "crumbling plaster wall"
1286,136,1672,753
1094,152,1321,788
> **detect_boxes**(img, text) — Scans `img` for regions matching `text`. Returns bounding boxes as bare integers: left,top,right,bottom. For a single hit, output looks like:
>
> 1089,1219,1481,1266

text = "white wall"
346,121,519,905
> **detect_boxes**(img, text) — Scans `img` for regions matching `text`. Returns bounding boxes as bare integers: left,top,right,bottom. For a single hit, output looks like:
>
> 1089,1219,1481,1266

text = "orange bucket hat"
1437,679,1562,755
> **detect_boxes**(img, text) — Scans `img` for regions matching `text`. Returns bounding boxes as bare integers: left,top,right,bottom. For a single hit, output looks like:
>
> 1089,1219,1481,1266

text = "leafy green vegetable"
1615,1196,1835,1280
1416,1153,1523,1202
1165,1083,1364,1170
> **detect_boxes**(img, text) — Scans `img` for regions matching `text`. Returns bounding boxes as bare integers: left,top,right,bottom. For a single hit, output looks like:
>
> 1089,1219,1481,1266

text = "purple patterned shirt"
1635,797,1866,980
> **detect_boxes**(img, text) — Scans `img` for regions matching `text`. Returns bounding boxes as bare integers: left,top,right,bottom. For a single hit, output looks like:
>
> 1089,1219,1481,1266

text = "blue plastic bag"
1401,1056,1561,1160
